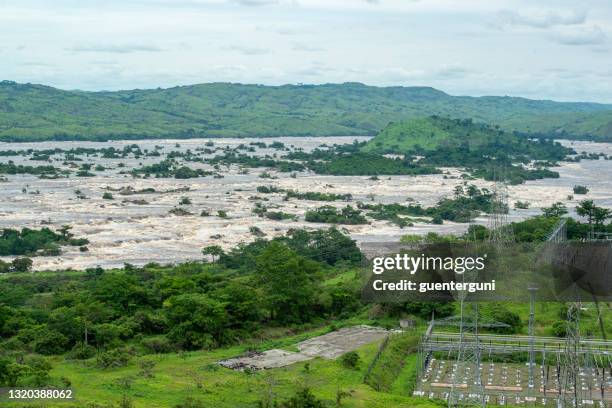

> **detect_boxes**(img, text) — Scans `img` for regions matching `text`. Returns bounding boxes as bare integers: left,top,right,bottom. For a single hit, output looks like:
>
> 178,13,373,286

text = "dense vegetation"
364,116,574,183
0,127,598,184
129,160,214,179
401,200,611,244
0,229,368,383
304,206,368,225
285,190,353,202
0,227,88,259
1,212,610,406
364,117,569,158
208,153,305,172
359,184,501,226
2,80,612,142
0,161,65,177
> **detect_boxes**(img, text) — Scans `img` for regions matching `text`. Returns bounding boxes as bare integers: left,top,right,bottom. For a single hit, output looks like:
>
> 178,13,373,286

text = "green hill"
364,116,571,155
1,80,612,141
363,116,512,153
363,116,574,184
509,109,612,140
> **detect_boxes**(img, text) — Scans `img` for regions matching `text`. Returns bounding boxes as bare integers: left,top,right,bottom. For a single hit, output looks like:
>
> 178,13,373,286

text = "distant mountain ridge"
1,80,611,142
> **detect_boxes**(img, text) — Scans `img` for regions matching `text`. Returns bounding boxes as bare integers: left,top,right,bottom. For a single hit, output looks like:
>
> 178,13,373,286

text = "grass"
322,269,359,286
2,302,605,407
362,117,453,152
2,328,443,408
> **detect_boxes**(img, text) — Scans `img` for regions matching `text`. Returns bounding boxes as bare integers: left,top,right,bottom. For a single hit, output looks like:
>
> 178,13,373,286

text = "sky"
1,0,612,102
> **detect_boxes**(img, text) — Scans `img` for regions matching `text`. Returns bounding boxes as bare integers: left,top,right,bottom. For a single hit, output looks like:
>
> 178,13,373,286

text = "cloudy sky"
1,0,611,102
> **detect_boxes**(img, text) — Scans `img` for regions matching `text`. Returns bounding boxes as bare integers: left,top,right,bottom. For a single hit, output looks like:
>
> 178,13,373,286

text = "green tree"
33,328,69,354
11,257,33,272
4,362,30,386
576,200,611,227
92,273,149,312
256,242,320,324
164,293,227,349
278,387,327,408
489,304,522,334
542,202,567,218
0,357,10,386
216,282,263,332
202,245,224,263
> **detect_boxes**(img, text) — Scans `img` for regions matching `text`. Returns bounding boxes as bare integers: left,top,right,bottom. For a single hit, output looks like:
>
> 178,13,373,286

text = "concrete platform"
219,325,390,371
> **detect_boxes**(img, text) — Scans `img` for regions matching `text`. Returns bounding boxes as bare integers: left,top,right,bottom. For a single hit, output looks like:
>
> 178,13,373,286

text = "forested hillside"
1,80,612,141
363,116,575,184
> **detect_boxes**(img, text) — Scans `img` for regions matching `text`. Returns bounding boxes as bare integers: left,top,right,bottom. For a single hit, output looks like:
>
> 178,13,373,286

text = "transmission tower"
559,300,582,407
487,170,514,245
448,273,485,407
528,286,538,394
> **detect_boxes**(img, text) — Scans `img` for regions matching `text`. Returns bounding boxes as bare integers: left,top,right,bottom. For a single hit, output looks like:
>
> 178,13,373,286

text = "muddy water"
0,137,609,270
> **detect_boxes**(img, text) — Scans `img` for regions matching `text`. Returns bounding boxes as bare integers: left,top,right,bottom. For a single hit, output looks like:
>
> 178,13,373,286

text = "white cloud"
69,44,163,53
229,0,278,6
1,0,612,102
551,25,608,45
291,42,324,52
497,9,586,29
224,45,272,55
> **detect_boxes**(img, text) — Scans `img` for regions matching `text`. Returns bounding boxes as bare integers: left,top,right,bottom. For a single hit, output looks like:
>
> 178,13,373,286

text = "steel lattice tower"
448,273,486,407
528,286,538,394
559,300,583,407
487,173,514,245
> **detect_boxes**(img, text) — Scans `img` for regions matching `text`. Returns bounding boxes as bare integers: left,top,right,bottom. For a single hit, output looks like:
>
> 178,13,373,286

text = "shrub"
514,201,530,209
249,226,266,237
340,351,360,369
174,397,205,408
489,305,522,334
141,336,174,354
304,205,367,225
139,360,156,378
68,342,96,360
95,348,132,369
11,257,33,272
277,387,326,408
552,321,567,337
573,185,589,194
118,394,134,408
33,330,69,355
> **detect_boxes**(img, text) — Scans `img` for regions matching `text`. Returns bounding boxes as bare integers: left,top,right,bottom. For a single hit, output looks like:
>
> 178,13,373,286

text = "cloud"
21,61,52,67
69,44,163,54
431,65,476,80
224,45,271,55
291,42,324,52
376,65,476,83
230,0,276,5
497,9,586,29
227,0,297,6
493,8,608,47
552,25,607,46
294,62,338,77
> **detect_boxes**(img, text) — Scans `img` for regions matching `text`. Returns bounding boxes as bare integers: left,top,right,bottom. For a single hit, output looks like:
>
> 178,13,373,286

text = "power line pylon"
559,300,582,408
448,274,486,408
528,286,538,395
487,173,514,245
